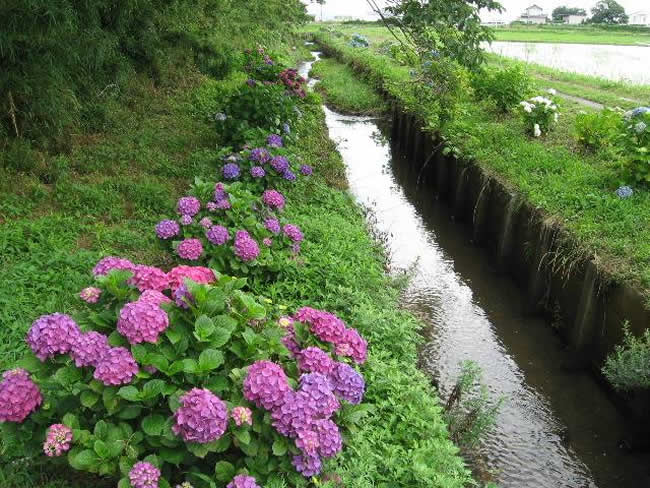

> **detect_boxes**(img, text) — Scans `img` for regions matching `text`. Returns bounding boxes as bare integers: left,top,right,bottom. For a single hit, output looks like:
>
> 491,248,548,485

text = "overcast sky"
303,0,649,22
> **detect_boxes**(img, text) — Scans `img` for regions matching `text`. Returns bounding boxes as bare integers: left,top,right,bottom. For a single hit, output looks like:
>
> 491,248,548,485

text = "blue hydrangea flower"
615,186,633,199
223,163,240,180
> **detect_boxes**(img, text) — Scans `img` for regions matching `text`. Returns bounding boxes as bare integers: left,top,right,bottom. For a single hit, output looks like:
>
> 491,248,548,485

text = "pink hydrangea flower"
92,256,135,277
313,418,342,458
231,406,253,427
226,475,261,488
173,388,228,444
177,196,201,217
27,313,81,361
128,265,169,292
117,301,169,344
199,217,213,229
167,265,216,292
79,287,102,303
0,369,42,422
292,453,322,477
297,347,335,375
262,237,272,247
177,238,203,260
262,190,285,210
340,328,368,364
283,224,304,243
93,347,139,386
129,461,161,488
43,424,73,457
70,331,110,367
181,215,193,226
282,325,300,357
234,231,260,262
243,360,291,410
298,373,340,418
138,290,172,307
294,307,346,345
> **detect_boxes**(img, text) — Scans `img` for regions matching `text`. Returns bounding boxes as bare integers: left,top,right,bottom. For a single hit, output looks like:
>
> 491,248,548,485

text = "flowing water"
486,41,650,84
299,50,650,488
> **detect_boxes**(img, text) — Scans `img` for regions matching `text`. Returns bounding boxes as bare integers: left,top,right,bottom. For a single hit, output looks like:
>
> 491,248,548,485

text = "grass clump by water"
310,57,388,115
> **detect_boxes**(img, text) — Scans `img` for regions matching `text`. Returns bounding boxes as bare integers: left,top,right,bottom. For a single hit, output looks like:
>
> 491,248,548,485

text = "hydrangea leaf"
214,460,235,481
80,390,99,408
271,438,288,457
142,414,166,436
117,386,140,402
198,349,224,372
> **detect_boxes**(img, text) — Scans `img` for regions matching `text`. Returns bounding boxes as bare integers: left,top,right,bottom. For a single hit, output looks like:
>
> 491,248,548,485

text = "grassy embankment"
492,24,650,46
304,26,650,305
0,36,470,488
323,23,650,108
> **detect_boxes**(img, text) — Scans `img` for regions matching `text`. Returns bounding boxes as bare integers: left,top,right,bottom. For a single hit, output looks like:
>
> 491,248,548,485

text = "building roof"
526,4,544,10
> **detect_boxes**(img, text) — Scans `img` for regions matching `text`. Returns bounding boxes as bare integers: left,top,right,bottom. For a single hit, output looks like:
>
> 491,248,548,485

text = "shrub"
618,109,650,185
349,34,369,48
0,264,368,487
518,90,560,137
471,65,531,113
574,108,622,151
602,324,650,391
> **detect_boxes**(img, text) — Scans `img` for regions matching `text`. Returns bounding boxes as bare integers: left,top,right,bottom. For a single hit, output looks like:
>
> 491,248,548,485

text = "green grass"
306,26,650,304
492,25,650,46
310,57,388,114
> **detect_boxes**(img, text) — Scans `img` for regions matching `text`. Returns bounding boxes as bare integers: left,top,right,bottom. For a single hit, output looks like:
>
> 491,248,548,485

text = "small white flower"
533,123,541,137
554,113,559,123
547,88,557,95
635,121,647,134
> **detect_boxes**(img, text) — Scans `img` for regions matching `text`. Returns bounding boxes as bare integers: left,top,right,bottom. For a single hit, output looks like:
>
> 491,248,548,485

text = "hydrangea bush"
156,182,304,279
0,261,368,488
618,109,650,185
518,89,560,137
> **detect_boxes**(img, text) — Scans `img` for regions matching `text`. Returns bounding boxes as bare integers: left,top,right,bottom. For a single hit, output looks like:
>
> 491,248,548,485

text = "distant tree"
551,6,587,23
589,0,628,24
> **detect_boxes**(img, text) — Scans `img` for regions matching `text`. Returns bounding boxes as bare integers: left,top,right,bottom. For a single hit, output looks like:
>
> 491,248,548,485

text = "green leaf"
80,390,100,408
117,386,140,402
194,315,215,341
271,438,288,456
103,388,119,413
118,405,142,420
94,439,109,458
53,365,82,386
142,414,166,436
214,460,235,481
15,354,45,374
141,379,166,399
63,413,80,429
198,349,224,372
234,429,251,445
165,327,182,344
182,358,198,374
94,420,108,440
108,331,128,347
131,344,149,363
160,447,184,465
168,360,185,375
147,353,170,372
69,449,99,470
119,457,135,476
117,478,130,488
106,440,124,458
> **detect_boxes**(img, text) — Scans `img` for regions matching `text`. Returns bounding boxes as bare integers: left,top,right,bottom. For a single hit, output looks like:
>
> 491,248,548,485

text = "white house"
518,4,548,24
563,14,587,24
629,11,650,26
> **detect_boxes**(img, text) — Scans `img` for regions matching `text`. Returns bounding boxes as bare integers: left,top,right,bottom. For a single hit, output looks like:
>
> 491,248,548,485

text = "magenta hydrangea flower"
199,217,213,229
167,265,216,292
296,429,320,455
278,316,294,328
329,362,365,405
129,462,161,488
294,307,346,345
243,360,291,410
27,313,81,361
173,388,228,444
92,256,135,277
206,201,218,212
206,225,230,245
291,243,301,254
267,134,283,148
216,199,232,210
270,391,313,437
0,369,42,422
226,475,261,488
231,406,253,427
265,218,281,234
223,163,241,180
300,164,313,176
262,190,285,210
214,183,227,202
177,196,201,217
292,453,322,477
177,238,203,260
313,419,342,458
138,290,172,307
340,328,368,364
43,424,73,457
234,231,260,262
263,238,272,247
250,166,266,178
79,287,102,304
283,224,304,243
180,215,193,226
298,373,340,418
250,147,271,164
270,156,289,173
70,331,110,367
129,265,169,292
94,347,139,386
281,325,300,357
117,301,169,344
298,347,334,375
173,284,194,309
156,220,180,239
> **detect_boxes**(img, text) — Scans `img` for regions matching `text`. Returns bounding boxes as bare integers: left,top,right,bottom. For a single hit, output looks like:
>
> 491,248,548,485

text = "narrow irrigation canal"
299,49,650,488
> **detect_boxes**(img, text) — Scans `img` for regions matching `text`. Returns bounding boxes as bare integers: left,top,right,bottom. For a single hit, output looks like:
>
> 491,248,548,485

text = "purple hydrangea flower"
117,301,169,344
231,406,253,427
129,265,169,292
173,284,194,309
70,331,110,367
292,453,322,477
177,238,203,260
262,190,285,210
173,388,228,443
283,224,304,243
27,313,81,361
0,369,42,422
270,391,313,437
199,217,213,229
177,197,201,217
298,347,334,375
264,55,273,65
156,220,180,239
138,290,172,307
43,423,73,457
329,362,365,405
294,307,346,345
296,428,320,455
93,347,139,386
250,166,266,178
216,199,232,210
223,163,241,180
300,164,313,176
226,475,261,488
247,79,257,87
291,243,301,254
265,217,281,234
283,169,297,181
180,215,193,226
249,148,271,164
206,201,218,212
263,237,273,247
243,360,291,410
129,462,161,488
298,373,340,418
313,419,342,458
282,326,301,357
206,225,230,245
92,256,135,277
79,287,102,304
270,156,289,173
234,230,260,262
267,134,283,148
340,328,368,364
